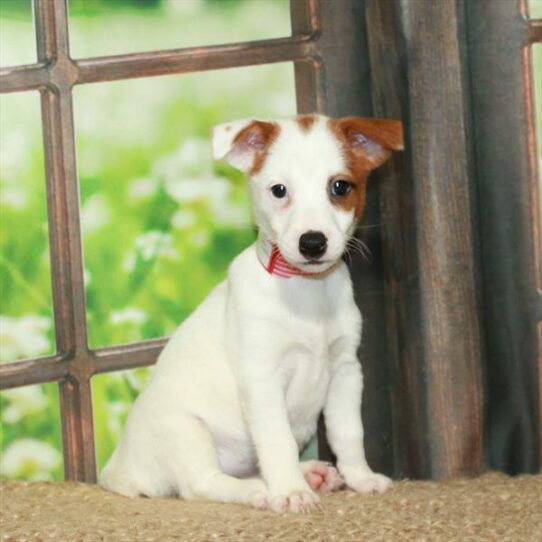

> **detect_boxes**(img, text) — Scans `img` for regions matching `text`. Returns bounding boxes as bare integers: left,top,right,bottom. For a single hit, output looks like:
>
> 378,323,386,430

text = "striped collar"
256,236,320,278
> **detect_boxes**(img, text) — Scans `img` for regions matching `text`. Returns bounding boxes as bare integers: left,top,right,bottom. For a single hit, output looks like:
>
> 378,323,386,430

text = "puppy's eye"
330,180,352,197
270,184,287,199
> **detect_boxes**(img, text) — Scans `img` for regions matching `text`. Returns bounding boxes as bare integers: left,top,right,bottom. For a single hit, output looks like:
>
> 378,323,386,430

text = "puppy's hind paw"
300,460,344,494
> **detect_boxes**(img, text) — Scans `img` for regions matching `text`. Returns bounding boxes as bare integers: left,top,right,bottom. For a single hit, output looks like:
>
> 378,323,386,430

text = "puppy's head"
212,114,403,272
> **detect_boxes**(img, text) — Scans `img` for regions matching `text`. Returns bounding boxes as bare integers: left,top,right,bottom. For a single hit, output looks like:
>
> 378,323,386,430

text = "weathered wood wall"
295,0,541,478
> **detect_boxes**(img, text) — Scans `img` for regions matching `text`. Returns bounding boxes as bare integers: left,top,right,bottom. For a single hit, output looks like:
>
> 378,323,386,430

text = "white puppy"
100,114,403,513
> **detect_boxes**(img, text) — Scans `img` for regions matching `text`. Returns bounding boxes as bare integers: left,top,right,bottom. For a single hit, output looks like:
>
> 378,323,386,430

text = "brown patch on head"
232,120,280,176
296,114,317,133
328,117,403,218
328,174,366,216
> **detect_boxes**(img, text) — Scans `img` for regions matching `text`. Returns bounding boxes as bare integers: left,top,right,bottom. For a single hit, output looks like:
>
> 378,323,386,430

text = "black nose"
299,231,328,260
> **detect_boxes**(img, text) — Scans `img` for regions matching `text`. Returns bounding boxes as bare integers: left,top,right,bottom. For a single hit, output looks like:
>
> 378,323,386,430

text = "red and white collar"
256,237,325,279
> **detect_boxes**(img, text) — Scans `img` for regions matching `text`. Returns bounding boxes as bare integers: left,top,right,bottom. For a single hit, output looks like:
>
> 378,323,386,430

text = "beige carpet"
1,473,541,541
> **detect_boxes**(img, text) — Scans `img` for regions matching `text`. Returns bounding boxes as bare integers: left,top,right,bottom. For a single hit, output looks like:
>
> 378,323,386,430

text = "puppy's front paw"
249,489,272,511
343,470,392,494
269,488,321,514
300,460,344,493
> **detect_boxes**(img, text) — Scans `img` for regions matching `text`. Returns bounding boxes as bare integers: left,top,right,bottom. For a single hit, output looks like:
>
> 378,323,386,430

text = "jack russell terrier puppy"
100,114,403,513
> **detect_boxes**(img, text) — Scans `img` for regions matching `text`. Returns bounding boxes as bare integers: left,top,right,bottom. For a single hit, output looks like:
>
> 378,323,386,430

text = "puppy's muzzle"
299,231,328,260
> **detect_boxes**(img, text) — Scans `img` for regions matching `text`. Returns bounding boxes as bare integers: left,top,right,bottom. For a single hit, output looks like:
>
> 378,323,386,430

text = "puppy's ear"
335,117,404,170
212,118,279,174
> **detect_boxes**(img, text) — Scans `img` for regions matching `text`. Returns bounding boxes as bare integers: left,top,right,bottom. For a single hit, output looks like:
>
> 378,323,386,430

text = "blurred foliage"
0,0,294,480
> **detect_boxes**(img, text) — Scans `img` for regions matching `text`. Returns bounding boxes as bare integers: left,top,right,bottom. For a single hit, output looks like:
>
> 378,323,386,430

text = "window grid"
0,0,540,483
0,0,321,482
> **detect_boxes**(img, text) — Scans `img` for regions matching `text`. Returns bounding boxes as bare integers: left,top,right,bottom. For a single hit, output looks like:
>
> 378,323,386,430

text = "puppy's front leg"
324,358,392,493
239,350,320,513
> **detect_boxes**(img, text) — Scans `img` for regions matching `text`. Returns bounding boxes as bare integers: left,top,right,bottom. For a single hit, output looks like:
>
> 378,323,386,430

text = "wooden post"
367,0,485,479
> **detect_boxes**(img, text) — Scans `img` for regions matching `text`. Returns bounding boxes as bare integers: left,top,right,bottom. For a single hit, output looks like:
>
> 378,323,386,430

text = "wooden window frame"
1,0,540,483
0,0,324,483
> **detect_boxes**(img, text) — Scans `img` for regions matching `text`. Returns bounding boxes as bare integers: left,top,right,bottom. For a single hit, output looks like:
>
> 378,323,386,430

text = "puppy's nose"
299,231,328,260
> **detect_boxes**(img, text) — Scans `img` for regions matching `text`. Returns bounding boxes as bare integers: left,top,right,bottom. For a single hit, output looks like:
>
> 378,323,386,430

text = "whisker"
345,236,373,264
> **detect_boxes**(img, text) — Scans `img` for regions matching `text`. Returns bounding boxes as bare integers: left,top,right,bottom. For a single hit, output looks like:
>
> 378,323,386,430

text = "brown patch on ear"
296,114,317,133
342,117,403,151
329,117,403,218
232,120,280,176
337,117,403,170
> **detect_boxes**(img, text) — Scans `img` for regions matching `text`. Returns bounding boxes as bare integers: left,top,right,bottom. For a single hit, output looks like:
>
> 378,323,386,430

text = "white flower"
190,230,210,247
0,130,30,184
1,386,48,424
164,176,231,204
110,308,147,326
209,199,252,228
123,231,179,272
0,186,28,209
171,209,196,230
0,439,62,481
84,268,92,287
122,252,137,273
165,0,203,15
0,129,32,209
0,315,51,362
134,231,179,262
81,194,111,233
155,138,212,182
128,177,158,201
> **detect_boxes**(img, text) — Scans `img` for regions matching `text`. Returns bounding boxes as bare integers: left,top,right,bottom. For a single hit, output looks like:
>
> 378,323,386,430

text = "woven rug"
1,473,541,541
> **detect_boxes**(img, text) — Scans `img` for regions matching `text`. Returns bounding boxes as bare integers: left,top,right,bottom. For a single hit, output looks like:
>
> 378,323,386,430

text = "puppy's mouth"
304,259,333,266
290,258,337,273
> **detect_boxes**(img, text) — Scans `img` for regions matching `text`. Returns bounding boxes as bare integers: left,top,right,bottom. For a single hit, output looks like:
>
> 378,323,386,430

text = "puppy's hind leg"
170,414,269,510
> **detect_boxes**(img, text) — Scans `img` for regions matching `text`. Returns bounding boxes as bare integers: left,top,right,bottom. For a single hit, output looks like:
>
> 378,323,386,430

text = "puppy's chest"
277,282,342,416
280,333,332,435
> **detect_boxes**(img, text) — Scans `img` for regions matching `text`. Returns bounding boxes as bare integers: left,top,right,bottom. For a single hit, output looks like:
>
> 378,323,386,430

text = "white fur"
100,115,392,513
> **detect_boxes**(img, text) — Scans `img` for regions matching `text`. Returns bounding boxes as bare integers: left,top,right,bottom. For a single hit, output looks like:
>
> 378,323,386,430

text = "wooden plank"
0,355,67,389
367,0,485,478
93,339,166,374
75,36,316,85
365,0,429,479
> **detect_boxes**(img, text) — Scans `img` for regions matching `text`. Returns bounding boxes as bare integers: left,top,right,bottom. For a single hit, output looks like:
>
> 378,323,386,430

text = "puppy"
100,114,403,513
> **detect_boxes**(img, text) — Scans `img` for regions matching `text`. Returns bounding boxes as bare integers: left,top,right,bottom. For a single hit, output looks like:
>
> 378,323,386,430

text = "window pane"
92,368,152,472
0,93,55,362
68,0,291,59
529,0,542,18
74,63,296,349
0,383,63,481
0,0,36,68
